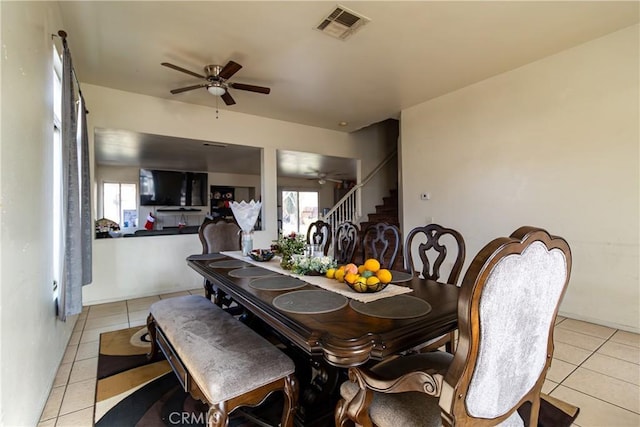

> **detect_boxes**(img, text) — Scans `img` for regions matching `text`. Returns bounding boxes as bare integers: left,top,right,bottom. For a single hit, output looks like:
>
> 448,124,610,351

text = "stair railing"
321,150,397,244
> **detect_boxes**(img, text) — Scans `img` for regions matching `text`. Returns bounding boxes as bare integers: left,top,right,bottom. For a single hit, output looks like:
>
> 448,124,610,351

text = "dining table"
187,251,459,425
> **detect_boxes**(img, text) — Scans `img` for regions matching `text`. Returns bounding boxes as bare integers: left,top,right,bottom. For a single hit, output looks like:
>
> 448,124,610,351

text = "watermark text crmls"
168,411,207,425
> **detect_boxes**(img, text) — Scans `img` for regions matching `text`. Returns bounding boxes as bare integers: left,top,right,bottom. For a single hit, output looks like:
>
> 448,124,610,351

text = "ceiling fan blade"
230,82,271,94
221,91,236,106
327,178,344,183
161,62,205,79
170,83,207,94
218,61,243,80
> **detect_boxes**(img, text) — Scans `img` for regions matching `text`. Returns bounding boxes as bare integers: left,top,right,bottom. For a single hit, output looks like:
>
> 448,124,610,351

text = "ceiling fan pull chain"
215,96,219,119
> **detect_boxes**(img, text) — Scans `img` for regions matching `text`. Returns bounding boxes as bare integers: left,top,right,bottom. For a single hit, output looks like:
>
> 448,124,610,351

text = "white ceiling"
60,1,638,175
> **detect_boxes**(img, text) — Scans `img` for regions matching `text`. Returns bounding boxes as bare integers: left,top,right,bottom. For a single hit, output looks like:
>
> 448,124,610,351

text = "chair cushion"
339,352,452,427
340,352,525,427
150,295,294,404
341,381,441,427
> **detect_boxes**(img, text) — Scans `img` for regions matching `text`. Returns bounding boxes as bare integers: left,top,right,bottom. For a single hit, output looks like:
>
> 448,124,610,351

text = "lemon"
366,276,380,286
351,277,368,293
326,268,336,279
364,258,381,273
376,268,393,284
334,269,346,283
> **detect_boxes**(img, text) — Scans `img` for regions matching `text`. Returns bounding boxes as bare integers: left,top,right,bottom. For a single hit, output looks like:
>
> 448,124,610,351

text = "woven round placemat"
389,270,413,283
249,277,307,291
228,267,278,278
349,295,431,319
273,290,348,315
208,260,251,269
187,253,226,261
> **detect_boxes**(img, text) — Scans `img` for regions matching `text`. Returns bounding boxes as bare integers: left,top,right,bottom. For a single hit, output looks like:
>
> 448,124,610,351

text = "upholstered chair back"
306,220,332,256
404,224,466,285
334,221,359,265
198,217,241,254
440,226,572,426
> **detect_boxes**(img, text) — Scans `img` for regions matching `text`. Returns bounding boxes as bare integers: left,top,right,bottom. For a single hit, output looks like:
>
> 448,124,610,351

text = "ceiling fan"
307,171,344,185
161,60,270,106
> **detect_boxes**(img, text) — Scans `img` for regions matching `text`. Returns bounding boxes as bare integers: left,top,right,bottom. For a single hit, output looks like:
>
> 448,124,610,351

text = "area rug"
95,326,281,427
95,326,579,427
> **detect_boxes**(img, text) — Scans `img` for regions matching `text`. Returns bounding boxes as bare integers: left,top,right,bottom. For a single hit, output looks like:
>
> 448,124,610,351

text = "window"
103,182,138,228
281,190,318,235
52,46,62,297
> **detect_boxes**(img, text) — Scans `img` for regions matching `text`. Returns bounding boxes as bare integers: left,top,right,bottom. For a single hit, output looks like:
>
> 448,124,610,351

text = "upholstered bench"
147,295,298,427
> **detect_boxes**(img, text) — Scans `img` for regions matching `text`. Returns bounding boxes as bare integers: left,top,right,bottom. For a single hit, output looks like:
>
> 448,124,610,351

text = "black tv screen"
139,169,208,206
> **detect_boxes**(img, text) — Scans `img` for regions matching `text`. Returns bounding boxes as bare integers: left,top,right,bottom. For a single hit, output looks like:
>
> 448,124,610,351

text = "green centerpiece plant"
272,232,306,270
290,255,337,276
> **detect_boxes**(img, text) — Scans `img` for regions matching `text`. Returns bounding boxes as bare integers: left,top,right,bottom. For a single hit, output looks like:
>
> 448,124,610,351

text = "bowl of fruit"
249,249,275,262
326,259,393,293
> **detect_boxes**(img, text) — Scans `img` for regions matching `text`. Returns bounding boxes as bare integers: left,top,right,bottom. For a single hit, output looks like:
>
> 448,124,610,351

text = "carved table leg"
281,374,299,427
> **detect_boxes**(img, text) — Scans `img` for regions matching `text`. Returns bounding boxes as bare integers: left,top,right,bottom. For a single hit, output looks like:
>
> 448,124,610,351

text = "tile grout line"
558,327,640,416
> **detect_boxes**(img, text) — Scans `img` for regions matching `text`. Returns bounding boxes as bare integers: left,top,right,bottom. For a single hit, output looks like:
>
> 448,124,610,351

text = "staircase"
358,189,399,230
356,188,405,272
321,150,405,270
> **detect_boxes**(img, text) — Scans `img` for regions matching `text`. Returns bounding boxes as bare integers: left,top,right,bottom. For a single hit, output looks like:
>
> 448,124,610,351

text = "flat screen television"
139,169,208,206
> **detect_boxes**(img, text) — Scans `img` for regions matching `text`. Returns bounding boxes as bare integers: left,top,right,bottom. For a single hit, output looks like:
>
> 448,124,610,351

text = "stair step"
375,205,398,214
366,213,399,223
382,196,398,207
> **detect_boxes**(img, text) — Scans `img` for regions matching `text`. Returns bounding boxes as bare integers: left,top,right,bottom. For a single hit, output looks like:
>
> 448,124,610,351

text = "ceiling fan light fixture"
318,178,327,185
207,84,226,96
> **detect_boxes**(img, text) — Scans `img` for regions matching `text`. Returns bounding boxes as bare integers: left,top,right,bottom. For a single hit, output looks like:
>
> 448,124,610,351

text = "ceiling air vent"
316,5,370,40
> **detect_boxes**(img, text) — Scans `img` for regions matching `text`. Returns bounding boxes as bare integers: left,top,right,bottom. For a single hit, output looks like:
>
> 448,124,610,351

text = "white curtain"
58,39,92,321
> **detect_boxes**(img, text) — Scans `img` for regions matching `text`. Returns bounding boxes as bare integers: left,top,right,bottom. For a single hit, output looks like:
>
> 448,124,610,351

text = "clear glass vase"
241,231,253,256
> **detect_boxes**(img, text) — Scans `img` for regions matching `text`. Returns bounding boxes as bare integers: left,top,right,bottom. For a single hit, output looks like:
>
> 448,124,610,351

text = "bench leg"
207,402,229,427
146,313,159,361
282,374,299,427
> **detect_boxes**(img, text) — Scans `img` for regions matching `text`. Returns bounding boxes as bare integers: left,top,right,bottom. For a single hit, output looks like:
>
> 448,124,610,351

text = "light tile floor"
39,290,640,427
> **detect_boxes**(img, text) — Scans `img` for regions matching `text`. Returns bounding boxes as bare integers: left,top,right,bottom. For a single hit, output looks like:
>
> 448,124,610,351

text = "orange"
334,269,346,283
357,264,366,275
376,268,393,284
325,268,336,279
345,272,359,284
364,258,381,273
344,263,359,275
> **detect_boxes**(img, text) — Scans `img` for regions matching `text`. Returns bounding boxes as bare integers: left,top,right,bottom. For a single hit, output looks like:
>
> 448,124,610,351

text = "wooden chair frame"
334,221,360,265
336,226,572,427
360,222,401,270
306,220,332,256
404,224,466,285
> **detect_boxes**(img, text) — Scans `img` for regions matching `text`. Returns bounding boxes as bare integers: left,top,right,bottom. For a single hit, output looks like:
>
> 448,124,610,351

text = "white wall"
84,85,391,304
0,2,78,425
401,25,639,332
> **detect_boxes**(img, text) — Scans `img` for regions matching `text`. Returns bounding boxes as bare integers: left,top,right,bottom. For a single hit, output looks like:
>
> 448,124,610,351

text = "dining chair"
334,221,360,265
404,224,466,353
198,217,241,305
336,226,572,427
404,224,466,285
306,219,332,256
360,222,402,270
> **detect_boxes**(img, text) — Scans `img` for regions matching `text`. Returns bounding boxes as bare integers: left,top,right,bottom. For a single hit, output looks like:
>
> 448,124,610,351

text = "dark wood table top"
188,257,458,368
